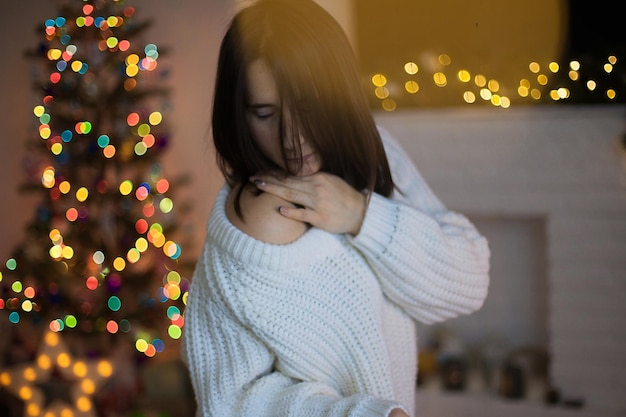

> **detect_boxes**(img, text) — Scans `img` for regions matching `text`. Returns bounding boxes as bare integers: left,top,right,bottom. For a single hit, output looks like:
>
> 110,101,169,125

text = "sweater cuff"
355,398,408,417
351,193,399,255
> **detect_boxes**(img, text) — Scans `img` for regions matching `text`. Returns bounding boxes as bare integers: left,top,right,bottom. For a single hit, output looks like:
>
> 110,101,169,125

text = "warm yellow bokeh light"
126,65,139,77
45,332,59,346
76,396,92,412
136,339,149,352
98,360,113,377
61,408,75,417
23,367,36,381
38,354,52,370
537,74,548,86
59,181,71,194
26,403,40,417
22,300,33,312
457,70,471,83
51,143,63,155
71,60,83,72
433,72,447,87
62,246,75,260
529,62,540,73
127,248,141,263
113,257,126,271
530,88,542,100
57,352,71,368
149,112,163,125
381,98,397,111
463,91,476,103
518,86,529,97
371,74,387,87
76,187,89,202
126,54,139,65
81,378,96,394
374,86,389,99
1,372,11,386
474,74,487,87
549,90,560,101
548,62,559,73
119,180,133,195
49,245,62,259
405,81,419,94
48,49,62,60
135,237,149,252
73,361,88,377
404,61,418,75
49,229,62,243
19,386,32,400
42,168,56,188
480,88,492,101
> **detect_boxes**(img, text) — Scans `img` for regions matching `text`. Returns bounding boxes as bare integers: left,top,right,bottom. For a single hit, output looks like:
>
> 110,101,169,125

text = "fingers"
250,174,311,190
249,172,365,235
250,175,314,207
278,205,313,224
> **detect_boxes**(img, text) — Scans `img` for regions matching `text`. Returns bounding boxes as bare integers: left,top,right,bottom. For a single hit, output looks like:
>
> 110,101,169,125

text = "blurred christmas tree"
0,0,192,415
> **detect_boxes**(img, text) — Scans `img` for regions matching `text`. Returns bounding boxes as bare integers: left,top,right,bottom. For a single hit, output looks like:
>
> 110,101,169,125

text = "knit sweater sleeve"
182,248,406,417
349,127,490,325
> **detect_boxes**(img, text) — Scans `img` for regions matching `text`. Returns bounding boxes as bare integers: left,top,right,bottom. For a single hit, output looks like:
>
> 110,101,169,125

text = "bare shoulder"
226,184,308,244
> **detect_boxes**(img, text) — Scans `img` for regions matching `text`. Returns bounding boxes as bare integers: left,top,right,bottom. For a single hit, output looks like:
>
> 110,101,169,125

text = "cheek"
247,118,283,166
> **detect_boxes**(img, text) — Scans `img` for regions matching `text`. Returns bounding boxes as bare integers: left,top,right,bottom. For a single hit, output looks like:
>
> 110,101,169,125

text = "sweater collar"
206,185,343,271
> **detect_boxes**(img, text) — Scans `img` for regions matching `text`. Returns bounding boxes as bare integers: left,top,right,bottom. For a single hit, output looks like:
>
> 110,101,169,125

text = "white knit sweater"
182,127,490,417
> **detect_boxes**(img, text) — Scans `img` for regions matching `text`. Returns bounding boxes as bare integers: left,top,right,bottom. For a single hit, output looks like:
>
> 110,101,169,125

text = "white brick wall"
376,105,626,416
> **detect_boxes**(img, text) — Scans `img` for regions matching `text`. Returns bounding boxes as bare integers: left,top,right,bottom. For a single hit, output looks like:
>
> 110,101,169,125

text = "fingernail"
278,206,287,214
253,179,265,187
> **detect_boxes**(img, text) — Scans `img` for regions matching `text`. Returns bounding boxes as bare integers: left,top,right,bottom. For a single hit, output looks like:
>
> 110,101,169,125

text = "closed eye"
255,111,275,119
247,104,278,120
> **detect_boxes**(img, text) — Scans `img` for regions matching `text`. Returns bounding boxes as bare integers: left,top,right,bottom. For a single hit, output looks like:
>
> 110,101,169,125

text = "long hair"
212,0,394,214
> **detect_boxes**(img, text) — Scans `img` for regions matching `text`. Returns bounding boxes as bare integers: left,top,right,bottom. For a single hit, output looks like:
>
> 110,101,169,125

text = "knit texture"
182,127,490,417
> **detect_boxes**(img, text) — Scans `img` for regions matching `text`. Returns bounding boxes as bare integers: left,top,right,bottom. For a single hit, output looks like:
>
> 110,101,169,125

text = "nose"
283,131,306,153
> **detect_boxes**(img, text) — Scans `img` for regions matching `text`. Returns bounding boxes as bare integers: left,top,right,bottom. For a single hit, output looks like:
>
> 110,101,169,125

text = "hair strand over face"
212,0,394,216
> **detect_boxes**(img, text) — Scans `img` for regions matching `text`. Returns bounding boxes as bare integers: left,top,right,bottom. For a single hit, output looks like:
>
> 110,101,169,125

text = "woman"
182,1,490,416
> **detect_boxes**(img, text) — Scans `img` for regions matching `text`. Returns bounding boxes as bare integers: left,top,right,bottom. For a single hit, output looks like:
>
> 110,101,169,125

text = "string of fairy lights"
0,1,187,359
369,53,621,110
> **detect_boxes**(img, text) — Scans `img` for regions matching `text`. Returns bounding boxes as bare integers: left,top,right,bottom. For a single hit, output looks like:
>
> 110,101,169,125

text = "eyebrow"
246,103,278,108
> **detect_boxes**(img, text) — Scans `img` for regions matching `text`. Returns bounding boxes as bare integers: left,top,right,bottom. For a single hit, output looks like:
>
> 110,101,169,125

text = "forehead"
245,59,280,105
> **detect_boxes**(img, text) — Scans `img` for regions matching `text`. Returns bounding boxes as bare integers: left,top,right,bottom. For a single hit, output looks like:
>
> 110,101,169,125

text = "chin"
300,167,320,176
288,154,321,176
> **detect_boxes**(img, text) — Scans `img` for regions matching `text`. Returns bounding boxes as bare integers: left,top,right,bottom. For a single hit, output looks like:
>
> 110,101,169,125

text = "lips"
287,153,315,162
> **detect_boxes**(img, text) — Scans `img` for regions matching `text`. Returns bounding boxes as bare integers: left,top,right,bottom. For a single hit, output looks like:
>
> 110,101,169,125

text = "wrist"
349,191,367,236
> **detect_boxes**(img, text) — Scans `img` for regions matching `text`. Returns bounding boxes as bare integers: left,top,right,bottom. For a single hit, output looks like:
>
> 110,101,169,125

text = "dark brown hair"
212,0,394,214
